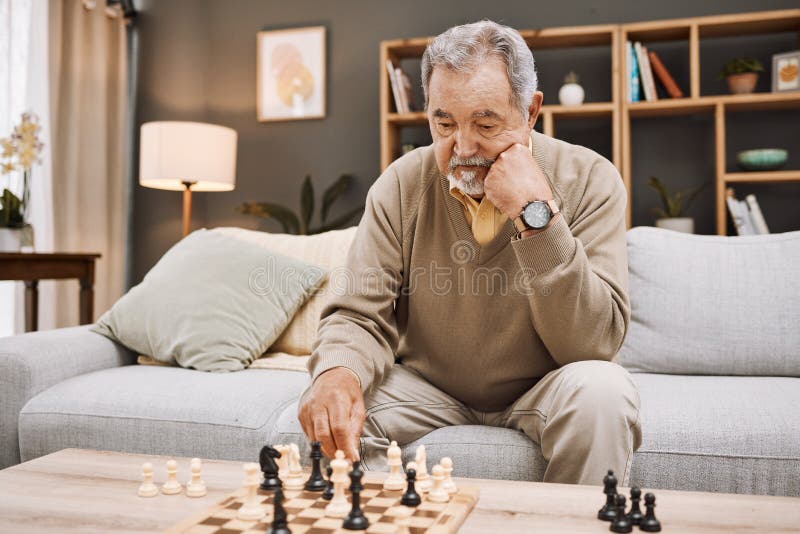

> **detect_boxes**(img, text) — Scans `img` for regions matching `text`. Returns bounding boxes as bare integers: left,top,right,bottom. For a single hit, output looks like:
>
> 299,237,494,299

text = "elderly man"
298,20,641,485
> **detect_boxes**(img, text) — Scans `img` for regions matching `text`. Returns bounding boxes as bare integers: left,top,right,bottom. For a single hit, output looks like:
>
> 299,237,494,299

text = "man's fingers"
348,402,366,462
312,412,335,459
328,400,355,460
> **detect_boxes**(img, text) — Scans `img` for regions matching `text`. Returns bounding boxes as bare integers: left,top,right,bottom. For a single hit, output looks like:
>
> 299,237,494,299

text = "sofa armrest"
0,325,136,468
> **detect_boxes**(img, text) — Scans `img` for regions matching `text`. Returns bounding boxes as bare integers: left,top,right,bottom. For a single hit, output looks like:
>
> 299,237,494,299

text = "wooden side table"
0,252,101,332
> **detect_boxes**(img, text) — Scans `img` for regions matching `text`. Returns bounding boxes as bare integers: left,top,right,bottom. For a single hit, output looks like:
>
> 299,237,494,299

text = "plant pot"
0,228,23,252
558,83,585,106
726,72,758,94
655,217,694,234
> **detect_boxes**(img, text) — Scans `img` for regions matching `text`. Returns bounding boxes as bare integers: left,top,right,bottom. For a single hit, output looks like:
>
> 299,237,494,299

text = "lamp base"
182,181,196,237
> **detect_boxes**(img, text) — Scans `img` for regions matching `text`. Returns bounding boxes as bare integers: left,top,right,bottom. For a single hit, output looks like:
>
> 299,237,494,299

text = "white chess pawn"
383,440,405,491
427,464,449,503
161,459,182,495
186,458,207,497
325,450,351,518
274,444,289,481
414,445,431,493
237,463,265,521
284,443,305,490
440,457,457,494
137,462,158,497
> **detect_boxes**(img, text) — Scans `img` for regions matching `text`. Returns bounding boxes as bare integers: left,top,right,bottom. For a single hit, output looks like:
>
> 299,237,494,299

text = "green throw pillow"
92,228,326,372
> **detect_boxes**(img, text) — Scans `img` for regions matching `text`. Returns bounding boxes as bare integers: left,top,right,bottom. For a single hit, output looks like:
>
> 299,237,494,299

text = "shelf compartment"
627,91,800,117
698,9,800,38
724,171,800,183
626,98,715,117
544,102,615,118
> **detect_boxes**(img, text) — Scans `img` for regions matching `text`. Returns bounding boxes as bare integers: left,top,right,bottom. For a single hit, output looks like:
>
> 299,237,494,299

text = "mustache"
448,155,495,171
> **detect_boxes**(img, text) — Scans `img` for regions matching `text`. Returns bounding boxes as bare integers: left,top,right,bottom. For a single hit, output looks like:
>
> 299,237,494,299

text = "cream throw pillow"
213,226,357,355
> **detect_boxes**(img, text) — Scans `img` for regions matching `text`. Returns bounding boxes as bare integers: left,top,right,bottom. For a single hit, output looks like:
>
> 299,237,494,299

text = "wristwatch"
513,199,560,231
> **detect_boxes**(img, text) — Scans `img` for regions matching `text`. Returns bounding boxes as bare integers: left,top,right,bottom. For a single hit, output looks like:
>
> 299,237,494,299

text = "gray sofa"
1,227,798,496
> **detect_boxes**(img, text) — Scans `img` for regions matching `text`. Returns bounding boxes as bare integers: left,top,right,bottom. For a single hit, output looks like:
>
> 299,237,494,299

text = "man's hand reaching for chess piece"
298,367,365,461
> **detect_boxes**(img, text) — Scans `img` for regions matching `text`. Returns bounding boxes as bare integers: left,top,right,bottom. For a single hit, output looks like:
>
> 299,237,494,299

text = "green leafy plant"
563,71,580,84
0,188,24,228
237,174,364,235
647,176,709,219
717,57,764,79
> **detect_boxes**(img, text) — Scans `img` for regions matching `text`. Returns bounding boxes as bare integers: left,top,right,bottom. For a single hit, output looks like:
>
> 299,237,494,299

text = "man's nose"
453,129,479,158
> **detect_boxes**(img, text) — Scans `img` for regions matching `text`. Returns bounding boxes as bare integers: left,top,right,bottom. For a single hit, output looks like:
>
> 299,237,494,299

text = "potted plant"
237,173,363,235
558,71,585,106
0,112,43,252
718,57,764,94
647,176,709,234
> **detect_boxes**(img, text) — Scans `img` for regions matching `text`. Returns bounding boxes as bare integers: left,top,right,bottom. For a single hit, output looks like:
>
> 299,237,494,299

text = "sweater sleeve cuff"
511,214,576,274
309,352,370,392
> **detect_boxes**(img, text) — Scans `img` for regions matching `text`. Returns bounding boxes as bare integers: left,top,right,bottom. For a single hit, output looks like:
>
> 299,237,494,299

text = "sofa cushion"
18,365,311,463
92,229,326,372
215,226,358,356
630,373,800,496
619,227,800,376
272,400,546,482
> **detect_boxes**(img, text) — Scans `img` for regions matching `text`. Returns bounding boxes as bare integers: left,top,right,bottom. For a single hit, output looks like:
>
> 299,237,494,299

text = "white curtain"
0,0,56,336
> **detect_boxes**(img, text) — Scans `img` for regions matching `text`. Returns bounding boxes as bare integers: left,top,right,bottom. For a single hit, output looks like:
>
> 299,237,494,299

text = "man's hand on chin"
483,142,553,220
298,367,365,462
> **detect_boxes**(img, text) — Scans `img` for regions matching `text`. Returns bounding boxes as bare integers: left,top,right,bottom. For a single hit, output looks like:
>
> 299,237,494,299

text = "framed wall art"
257,26,326,121
772,50,800,93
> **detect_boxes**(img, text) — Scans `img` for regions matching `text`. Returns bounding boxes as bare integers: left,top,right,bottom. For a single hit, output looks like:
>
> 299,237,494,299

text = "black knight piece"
639,493,662,532
610,494,633,533
598,469,618,521
400,468,422,507
627,487,643,526
259,445,282,490
342,467,370,531
304,441,327,491
267,487,291,534
322,466,334,500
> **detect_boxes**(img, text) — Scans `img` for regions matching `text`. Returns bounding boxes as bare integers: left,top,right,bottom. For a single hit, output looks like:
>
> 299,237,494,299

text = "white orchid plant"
1,112,44,228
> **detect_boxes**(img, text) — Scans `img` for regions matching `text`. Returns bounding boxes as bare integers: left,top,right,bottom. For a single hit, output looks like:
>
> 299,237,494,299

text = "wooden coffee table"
0,449,797,533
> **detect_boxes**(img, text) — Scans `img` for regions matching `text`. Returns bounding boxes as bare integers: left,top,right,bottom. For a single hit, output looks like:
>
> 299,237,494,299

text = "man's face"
427,58,541,198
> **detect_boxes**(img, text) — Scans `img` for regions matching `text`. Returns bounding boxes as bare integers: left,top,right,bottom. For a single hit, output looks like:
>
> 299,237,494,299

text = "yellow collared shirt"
448,185,507,245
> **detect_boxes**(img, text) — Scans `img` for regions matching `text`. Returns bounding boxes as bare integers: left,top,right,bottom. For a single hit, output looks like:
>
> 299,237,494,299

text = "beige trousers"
357,360,642,485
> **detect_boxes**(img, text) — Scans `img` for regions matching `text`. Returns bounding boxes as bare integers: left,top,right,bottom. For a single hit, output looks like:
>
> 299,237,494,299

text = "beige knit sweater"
309,131,630,412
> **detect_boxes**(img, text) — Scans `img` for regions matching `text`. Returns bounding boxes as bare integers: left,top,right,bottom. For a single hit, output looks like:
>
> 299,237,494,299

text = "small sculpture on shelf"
558,71,585,106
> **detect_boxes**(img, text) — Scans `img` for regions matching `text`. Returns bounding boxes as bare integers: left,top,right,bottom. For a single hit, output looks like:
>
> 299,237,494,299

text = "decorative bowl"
736,148,788,171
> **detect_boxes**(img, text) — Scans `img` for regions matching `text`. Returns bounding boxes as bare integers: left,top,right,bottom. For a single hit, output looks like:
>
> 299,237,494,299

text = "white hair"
421,20,538,119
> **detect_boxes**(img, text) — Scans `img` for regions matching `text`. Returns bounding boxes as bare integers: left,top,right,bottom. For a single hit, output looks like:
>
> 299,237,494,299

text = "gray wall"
133,0,800,283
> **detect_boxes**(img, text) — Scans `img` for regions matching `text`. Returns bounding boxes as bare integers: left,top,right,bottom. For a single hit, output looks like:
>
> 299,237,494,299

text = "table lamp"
139,121,237,236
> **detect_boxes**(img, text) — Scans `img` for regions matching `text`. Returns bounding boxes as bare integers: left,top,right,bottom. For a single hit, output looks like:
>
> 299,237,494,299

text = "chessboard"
164,479,480,534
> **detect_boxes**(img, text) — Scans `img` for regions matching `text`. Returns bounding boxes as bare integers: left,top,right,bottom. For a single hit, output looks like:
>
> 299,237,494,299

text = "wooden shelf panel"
624,25,691,43
543,102,615,117
725,170,800,183
518,25,615,48
622,9,800,42
386,112,426,126
626,92,800,117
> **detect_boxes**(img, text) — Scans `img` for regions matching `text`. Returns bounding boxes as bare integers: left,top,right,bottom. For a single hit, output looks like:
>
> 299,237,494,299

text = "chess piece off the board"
137,462,158,497
383,440,405,490
237,463,265,521
627,487,643,526
598,469,618,521
161,459,182,495
610,494,633,533
639,493,662,532
185,458,207,497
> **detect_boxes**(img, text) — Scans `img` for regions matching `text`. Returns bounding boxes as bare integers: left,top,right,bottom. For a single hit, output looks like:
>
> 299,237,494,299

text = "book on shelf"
745,194,770,234
633,42,658,102
385,60,404,113
626,41,641,103
396,67,417,112
647,50,684,99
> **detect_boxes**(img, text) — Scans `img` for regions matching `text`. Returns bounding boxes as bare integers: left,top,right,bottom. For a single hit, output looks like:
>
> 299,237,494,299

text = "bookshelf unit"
379,9,800,236
620,9,800,234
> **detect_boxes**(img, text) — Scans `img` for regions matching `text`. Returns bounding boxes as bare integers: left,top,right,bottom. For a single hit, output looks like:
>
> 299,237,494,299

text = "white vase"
0,228,23,252
558,83,585,106
655,217,694,234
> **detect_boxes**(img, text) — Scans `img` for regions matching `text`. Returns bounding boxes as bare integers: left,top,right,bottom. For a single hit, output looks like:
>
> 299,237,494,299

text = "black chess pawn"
342,467,370,531
598,469,618,521
267,487,291,534
322,466,334,500
259,445,282,490
627,487,643,526
639,493,662,532
304,441,327,491
610,494,632,533
400,468,421,507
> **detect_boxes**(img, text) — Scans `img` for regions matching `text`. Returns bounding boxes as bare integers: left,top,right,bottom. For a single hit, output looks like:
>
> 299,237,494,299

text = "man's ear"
527,91,544,129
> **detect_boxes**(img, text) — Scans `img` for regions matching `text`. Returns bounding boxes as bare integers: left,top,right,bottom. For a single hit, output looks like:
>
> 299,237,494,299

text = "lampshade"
139,121,237,191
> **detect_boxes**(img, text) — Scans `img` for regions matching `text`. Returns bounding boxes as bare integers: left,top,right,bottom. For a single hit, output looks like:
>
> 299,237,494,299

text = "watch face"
522,201,551,229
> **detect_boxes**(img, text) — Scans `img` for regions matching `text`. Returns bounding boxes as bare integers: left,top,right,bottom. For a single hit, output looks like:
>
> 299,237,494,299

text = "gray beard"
448,169,484,197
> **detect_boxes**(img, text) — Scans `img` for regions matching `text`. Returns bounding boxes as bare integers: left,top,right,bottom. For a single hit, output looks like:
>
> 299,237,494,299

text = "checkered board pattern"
164,481,480,534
